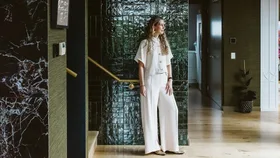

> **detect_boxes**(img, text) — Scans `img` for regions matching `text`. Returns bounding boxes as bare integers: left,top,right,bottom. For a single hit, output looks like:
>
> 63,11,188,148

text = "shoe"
154,150,166,156
166,150,184,154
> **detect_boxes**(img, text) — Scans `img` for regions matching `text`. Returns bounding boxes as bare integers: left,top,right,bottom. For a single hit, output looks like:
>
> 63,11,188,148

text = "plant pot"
240,101,253,113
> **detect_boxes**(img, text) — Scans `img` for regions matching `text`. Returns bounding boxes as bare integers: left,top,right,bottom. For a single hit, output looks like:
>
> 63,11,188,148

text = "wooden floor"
94,88,280,158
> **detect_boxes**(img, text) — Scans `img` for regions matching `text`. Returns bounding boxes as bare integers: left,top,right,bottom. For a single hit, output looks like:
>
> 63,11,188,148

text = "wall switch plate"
59,42,66,56
231,52,236,59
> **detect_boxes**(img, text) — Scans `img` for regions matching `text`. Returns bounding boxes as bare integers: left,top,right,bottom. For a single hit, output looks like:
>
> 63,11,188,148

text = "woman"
134,15,184,156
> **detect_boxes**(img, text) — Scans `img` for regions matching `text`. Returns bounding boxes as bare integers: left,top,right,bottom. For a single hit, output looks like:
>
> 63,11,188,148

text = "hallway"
94,88,280,158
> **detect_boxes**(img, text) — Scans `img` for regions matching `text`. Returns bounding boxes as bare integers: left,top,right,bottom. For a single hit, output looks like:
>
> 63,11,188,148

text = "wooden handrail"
88,56,139,89
66,68,78,77
87,57,189,89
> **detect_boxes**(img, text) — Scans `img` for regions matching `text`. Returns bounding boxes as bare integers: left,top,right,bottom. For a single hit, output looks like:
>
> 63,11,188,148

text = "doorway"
188,0,206,108
188,0,201,90
189,0,223,110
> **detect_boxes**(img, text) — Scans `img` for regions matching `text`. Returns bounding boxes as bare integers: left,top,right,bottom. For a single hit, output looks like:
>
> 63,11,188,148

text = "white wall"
260,0,279,111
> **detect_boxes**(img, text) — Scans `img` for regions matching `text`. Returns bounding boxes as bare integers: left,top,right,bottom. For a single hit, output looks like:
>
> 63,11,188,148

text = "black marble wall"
88,0,188,145
0,0,48,157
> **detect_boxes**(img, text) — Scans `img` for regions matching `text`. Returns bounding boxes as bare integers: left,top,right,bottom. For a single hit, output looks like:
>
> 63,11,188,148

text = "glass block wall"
88,0,189,145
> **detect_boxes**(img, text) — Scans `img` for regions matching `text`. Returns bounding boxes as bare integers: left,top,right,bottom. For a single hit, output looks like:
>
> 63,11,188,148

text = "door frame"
196,14,202,90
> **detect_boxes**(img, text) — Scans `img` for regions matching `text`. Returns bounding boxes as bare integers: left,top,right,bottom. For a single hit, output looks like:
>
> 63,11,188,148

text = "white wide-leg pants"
140,73,179,154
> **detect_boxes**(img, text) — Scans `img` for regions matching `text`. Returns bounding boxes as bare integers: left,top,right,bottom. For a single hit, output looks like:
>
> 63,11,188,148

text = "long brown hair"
145,15,170,55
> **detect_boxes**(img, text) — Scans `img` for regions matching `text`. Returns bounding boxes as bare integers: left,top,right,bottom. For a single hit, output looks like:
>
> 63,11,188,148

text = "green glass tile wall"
88,0,188,145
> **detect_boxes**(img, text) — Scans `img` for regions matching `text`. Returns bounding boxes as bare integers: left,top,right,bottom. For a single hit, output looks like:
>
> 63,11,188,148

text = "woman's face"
153,20,165,35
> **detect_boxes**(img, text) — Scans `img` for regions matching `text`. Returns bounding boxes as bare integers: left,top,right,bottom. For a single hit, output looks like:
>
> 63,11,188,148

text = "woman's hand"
140,85,146,97
165,80,173,96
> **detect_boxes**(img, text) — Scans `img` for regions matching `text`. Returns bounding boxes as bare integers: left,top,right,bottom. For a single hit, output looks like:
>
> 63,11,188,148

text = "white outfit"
134,37,179,154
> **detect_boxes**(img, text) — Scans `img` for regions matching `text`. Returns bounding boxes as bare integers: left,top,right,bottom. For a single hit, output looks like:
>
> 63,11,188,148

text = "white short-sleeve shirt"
134,37,173,76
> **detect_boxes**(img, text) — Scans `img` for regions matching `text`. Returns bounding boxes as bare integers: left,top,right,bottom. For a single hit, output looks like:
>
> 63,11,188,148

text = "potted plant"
234,60,257,113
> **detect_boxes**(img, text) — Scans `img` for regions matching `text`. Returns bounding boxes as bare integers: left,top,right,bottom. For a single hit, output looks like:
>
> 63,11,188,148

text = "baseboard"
88,131,99,158
222,106,260,112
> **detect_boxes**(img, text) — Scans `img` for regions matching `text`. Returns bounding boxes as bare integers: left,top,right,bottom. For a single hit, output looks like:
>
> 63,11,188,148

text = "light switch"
59,42,66,56
231,52,236,59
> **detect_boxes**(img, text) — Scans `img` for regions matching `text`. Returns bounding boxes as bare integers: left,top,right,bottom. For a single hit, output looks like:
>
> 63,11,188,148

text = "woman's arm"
166,64,173,95
167,64,172,78
138,61,146,97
